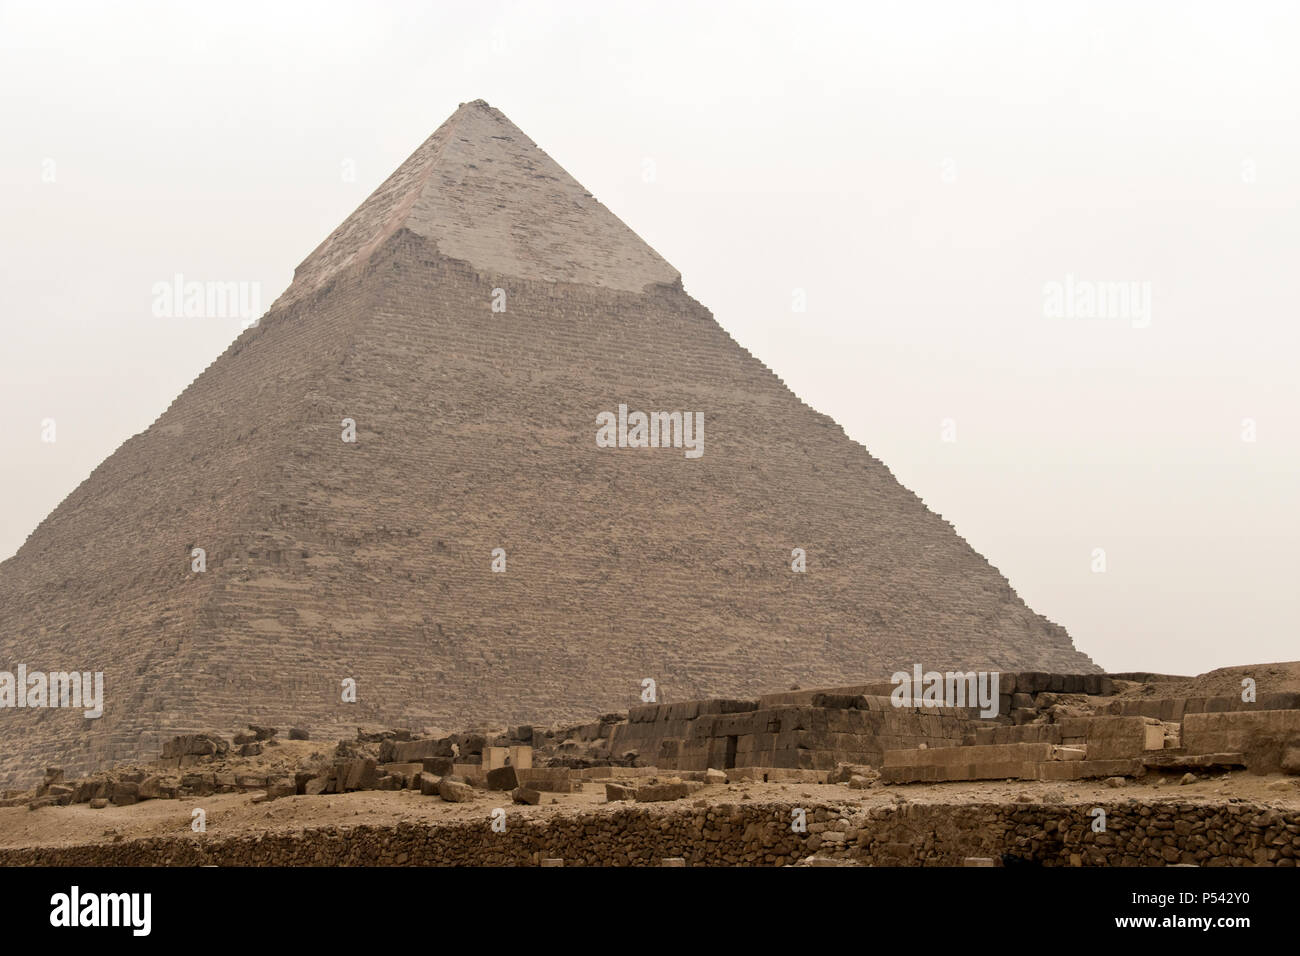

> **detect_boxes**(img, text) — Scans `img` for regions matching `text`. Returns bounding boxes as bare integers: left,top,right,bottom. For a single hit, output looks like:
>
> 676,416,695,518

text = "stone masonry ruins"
0,100,1099,786
6,666,1299,866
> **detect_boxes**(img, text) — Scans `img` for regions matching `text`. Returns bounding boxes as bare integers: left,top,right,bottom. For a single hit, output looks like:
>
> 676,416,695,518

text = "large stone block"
387,739,449,763
635,782,703,802
380,762,423,781
266,776,296,799
883,742,1053,768
109,781,139,806
338,758,379,792
421,756,454,776
160,734,229,760
1182,710,1300,773
516,768,574,792
1057,716,1149,759
486,766,519,791
437,778,474,803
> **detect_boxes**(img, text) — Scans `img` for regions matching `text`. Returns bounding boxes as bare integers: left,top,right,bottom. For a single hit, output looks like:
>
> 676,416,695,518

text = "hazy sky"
1,0,1296,675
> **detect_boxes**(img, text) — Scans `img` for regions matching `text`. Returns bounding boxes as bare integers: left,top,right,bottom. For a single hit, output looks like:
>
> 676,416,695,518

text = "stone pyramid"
0,100,1095,784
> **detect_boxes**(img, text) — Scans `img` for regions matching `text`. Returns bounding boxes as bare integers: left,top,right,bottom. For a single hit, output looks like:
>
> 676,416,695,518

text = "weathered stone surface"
485,766,518,791
5,798,1289,867
510,787,541,805
635,782,697,803
159,735,229,761
1183,711,1300,773
438,779,474,803
1282,746,1300,775
605,782,636,802
72,778,107,803
266,777,296,800
516,768,574,793
830,763,879,784
180,772,214,796
337,758,379,792
421,756,455,776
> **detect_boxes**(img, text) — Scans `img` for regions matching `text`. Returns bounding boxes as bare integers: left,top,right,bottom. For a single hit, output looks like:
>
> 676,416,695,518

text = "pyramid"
0,100,1095,784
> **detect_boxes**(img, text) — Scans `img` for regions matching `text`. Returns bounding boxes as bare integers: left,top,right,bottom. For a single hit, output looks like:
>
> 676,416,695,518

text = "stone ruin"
9,670,1298,821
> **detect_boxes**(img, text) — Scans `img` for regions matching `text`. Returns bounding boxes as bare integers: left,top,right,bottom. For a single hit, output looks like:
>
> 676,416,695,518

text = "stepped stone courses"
0,99,1094,785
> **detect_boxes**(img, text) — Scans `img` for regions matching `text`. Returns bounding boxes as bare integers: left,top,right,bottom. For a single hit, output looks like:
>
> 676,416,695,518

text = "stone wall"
2,799,1294,867
858,801,1300,867
1183,710,1300,773
611,672,1124,773
1099,693,1300,720
617,696,979,771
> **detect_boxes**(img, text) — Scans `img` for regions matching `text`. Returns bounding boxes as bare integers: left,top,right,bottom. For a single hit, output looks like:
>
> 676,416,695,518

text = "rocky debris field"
1,742,1296,861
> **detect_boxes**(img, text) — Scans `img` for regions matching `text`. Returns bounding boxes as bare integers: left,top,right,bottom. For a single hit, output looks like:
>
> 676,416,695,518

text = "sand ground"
2,768,1295,852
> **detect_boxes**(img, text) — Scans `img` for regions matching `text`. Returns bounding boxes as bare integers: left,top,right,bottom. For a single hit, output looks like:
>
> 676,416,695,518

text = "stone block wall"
613,693,982,771
1183,710,1300,773
2,799,1293,867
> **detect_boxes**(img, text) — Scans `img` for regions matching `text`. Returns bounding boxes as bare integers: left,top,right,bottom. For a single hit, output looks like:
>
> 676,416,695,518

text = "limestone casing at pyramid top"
283,99,682,305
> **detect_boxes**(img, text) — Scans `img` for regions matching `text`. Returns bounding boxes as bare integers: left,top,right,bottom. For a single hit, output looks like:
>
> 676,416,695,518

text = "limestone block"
605,782,635,801
437,778,474,802
486,766,519,791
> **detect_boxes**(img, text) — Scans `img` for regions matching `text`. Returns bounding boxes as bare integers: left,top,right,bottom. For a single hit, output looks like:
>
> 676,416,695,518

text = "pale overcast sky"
1,0,1296,675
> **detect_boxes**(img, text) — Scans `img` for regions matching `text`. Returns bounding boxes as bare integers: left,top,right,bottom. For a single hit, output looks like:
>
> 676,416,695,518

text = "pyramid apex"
286,101,680,299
